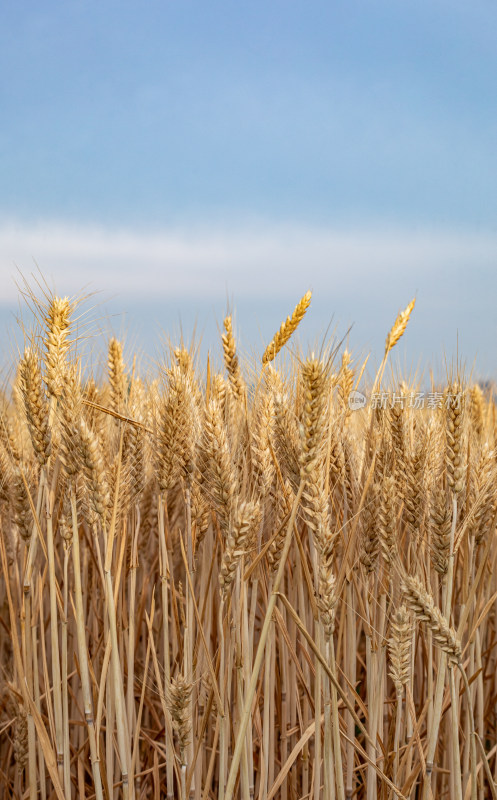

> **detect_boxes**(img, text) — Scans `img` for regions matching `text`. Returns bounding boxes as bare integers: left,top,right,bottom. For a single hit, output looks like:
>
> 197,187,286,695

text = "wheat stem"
70,487,104,800
224,481,304,800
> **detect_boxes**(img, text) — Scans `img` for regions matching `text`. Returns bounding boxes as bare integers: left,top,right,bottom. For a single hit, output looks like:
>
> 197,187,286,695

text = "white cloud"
0,219,496,303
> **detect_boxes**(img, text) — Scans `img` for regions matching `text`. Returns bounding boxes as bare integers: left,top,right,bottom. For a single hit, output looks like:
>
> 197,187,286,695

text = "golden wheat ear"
222,315,245,399
299,356,329,477
18,349,51,466
43,296,72,399
108,337,127,417
388,605,412,692
401,573,461,663
262,290,312,364
384,298,416,356
219,499,261,598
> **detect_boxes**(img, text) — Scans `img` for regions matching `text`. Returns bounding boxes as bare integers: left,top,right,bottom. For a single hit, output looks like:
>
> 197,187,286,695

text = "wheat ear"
299,356,329,477
388,604,412,787
446,383,465,494
401,573,461,663
108,337,127,416
13,700,29,772
18,349,51,466
388,605,412,692
220,500,261,598
262,290,312,364
199,401,237,531
168,674,193,762
155,364,198,491
43,296,71,398
222,316,245,399
384,298,416,356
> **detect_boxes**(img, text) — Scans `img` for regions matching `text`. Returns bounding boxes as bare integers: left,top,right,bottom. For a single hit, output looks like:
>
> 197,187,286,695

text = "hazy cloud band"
1,220,496,302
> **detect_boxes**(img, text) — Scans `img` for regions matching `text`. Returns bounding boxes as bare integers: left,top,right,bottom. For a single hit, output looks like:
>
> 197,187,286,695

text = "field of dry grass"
1,288,497,800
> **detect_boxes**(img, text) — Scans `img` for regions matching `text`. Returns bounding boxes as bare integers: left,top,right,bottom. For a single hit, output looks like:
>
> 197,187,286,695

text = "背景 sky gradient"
1,0,496,379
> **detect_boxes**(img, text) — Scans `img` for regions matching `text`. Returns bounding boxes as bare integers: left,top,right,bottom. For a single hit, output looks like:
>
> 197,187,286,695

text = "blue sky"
1,0,497,378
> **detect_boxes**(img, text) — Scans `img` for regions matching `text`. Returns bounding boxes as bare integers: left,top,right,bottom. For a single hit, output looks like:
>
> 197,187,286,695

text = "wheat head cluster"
1,288,497,800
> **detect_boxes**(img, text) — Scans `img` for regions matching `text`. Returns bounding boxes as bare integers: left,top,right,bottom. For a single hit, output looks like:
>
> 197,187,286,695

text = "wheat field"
1,288,496,800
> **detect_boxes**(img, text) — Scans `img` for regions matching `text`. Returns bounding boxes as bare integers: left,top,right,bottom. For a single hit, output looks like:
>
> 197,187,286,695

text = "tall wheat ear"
262,290,312,365
384,298,416,356
445,381,465,495
108,337,127,417
43,295,72,399
221,315,245,400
